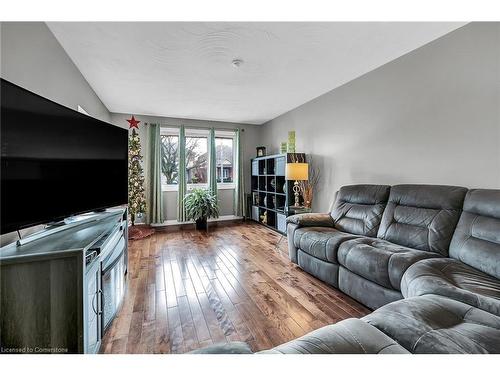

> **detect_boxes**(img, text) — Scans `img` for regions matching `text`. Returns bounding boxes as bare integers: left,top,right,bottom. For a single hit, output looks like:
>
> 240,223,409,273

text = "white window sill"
217,183,236,190
162,185,178,192
151,215,243,227
162,183,235,192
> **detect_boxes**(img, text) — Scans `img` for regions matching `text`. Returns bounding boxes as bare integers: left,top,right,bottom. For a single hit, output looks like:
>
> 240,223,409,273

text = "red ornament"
127,115,140,129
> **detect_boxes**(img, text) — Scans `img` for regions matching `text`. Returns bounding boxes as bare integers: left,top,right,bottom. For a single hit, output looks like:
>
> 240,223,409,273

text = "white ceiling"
47,22,466,125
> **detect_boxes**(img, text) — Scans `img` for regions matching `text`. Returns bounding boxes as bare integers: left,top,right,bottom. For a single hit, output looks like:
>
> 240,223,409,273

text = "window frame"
214,131,236,190
160,127,237,192
185,129,209,189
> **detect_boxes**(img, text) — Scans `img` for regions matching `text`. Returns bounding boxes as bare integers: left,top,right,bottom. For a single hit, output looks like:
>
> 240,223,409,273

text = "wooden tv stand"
0,208,128,354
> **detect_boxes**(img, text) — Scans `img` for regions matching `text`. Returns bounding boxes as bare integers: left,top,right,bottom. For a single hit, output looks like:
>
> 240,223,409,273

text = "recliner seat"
364,295,500,354
337,184,467,309
287,184,390,287
401,189,500,315
337,238,441,308
401,258,500,316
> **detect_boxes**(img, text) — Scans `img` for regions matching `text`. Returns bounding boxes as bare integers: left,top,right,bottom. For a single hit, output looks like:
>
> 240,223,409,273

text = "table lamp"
286,162,309,207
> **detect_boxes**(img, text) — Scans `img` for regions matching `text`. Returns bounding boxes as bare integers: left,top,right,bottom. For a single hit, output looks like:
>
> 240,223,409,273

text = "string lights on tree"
127,116,146,225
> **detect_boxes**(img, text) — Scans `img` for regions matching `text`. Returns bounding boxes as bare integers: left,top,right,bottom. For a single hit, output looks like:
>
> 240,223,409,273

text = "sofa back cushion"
330,185,391,237
449,189,500,278
377,185,467,256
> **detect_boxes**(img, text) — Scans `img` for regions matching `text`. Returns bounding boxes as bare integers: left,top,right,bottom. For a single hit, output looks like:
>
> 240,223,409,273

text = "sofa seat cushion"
401,258,500,316
338,238,441,290
363,295,500,353
259,318,409,354
294,227,359,263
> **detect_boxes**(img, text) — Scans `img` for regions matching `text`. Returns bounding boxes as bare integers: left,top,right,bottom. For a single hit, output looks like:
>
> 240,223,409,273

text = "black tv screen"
1,79,128,234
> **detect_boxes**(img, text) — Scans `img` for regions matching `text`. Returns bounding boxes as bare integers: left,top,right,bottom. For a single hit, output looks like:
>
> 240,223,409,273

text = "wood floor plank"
177,295,201,351
154,290,170,353
125,311,144,353
101,222,372,353
144,283,156,322
182,274,212,343
163,260,178,308
167,305,185,353
170,260,187,297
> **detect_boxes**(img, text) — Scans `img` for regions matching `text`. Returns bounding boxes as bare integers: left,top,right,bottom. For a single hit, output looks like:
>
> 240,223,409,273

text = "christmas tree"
127,116,146,225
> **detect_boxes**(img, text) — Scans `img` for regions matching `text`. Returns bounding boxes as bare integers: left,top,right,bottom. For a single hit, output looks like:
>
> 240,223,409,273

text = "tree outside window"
185,136,208,184
161,134,179,184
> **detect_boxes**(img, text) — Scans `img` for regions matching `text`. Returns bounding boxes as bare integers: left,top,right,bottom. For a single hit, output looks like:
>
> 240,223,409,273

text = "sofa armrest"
286,213,334,228
188,342,253,354
258,318,409,354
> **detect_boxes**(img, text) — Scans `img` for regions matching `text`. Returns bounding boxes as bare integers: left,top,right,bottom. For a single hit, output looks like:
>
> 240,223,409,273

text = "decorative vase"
270,178,276,190
280,142,287,154
283,182,287,194
253,192,259,205
263,196,268,207
287,131,296,152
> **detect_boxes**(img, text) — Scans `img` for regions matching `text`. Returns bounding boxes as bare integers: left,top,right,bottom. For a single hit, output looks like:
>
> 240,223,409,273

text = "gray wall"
261,22,500,212
110,112,261,220
1,22,110,122
2,21,499,225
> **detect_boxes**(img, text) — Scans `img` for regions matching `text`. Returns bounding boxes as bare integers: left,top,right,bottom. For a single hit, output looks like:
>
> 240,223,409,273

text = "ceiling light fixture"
232,59,243,68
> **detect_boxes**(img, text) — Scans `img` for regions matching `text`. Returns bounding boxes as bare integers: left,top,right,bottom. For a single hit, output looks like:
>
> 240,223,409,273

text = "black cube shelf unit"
251,153,306,234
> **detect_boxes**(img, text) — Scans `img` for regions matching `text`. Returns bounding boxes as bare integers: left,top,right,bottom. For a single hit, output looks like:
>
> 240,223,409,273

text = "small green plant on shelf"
184,188,219,231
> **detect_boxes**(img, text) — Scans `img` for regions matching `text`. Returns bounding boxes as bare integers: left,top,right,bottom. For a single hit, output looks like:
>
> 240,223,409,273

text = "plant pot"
195,217,208,231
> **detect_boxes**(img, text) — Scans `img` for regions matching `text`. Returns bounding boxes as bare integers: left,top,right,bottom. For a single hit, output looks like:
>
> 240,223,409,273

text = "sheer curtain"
208,128,218,198
177,125,187,222
234,128,246,217
147,123,164,224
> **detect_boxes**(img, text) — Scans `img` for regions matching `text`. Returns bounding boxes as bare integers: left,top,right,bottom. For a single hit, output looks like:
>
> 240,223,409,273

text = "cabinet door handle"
91,292,98,315
98,289,103,315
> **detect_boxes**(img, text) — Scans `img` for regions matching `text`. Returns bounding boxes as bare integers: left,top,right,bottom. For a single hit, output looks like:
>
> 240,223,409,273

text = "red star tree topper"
127,115,140,129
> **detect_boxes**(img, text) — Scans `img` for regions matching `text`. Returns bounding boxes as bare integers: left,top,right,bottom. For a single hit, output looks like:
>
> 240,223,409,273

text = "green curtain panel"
234,128,246,217
147,123,164,224
177,125,187,222
208,128,218,199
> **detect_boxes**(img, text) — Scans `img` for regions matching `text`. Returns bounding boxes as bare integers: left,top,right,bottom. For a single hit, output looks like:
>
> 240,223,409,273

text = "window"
185,135,208,185
160,127,236,191
215,137,234,184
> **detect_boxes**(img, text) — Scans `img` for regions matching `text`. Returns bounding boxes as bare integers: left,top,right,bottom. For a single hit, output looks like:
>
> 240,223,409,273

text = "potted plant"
184,188,219,230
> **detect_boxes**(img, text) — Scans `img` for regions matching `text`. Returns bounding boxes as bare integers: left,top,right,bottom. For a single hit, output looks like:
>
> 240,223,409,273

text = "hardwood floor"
100,221,371,354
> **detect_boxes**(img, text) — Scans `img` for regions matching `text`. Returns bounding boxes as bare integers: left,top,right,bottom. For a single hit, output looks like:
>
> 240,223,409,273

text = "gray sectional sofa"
193,185,500,354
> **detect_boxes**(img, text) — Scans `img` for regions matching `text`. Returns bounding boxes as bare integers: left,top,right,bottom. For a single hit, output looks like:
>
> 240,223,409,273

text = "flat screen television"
1,79,128,234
